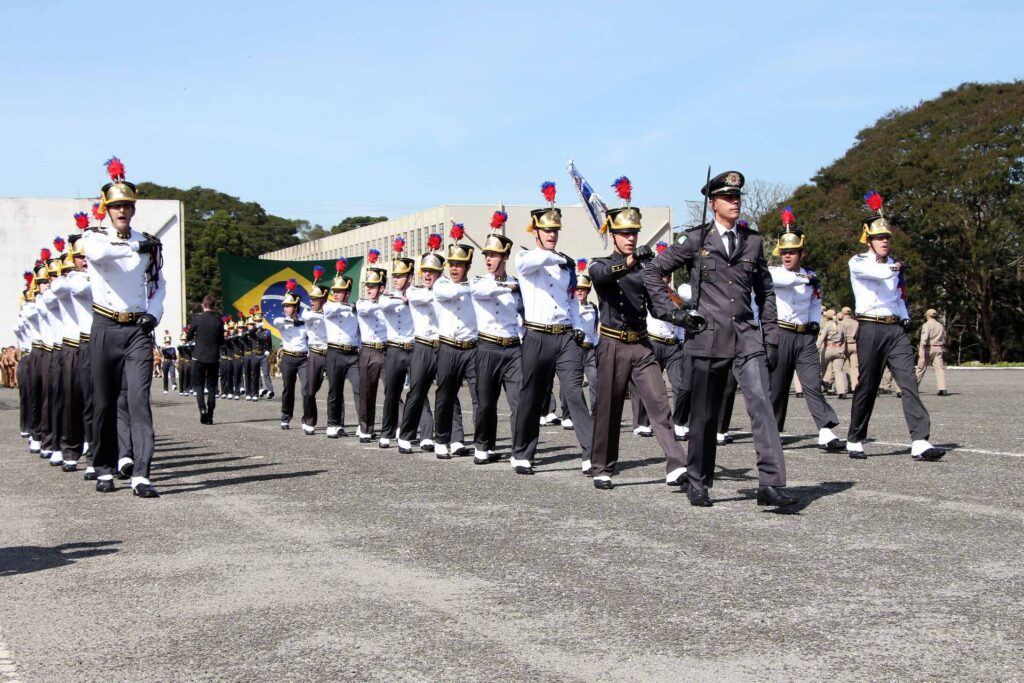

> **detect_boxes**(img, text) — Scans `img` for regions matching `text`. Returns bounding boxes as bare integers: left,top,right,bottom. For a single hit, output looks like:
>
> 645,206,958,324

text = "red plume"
864,191,883,212
105,156,125,181
780,206,795,227
540,181,556,204
40,248,51,262
450,223,465,241
576,258,588,273
73,212,89,229
285,278,297,292
367,249,381,263
336,258,348,273
312,265,325,281
53,236,66,253
490,210,508,230
392,236,406,254
427,233,442,251
612,176,632,204
23,272,33,286
655,241,669,254
91,202,106,220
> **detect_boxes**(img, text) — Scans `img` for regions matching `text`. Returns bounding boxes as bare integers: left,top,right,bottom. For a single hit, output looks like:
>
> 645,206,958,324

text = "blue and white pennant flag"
567,159,608,249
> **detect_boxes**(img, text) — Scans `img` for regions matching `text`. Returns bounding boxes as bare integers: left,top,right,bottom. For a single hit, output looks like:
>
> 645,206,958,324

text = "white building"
261,204,674,269
1,197,186,346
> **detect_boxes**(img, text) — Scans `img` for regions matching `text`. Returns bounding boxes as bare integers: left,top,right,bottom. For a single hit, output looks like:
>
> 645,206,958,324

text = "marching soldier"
356,255,388,443
566,264,598,427
470,223,523,464
179,329,195,396
219,319,233,398
845,191,944,460
301,267,329,435
379,242,417,449
643,170,795,508
51,235,88,471
510,182,594,475
245,309,266,401
271,279,308,430
767,209,845,450
322,259,361,438
66,226,96,475
257,313,275,399
916,309,948,395
839,306,859,391
45,242,72,467
81,157,165,498
588,177,688,490
432,233,480,459
160,332,177,393
38,250,63,464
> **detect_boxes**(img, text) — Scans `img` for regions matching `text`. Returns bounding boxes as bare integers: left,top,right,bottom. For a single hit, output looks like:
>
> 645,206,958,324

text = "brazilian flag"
218,253,363,341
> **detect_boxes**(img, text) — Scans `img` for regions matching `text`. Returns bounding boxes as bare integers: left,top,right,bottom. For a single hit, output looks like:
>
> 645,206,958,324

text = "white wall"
0,198,185,345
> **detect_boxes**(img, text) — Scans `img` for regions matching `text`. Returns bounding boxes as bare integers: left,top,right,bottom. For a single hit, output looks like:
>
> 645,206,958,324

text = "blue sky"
2,1,1020,227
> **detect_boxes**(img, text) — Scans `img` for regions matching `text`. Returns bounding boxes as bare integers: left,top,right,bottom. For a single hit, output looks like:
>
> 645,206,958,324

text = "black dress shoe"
513,464,534,475
848,450,867,460
359,437,372,444
398,447,413,454
435,451,452,460
666,475,687,487
837,393,848,400
757,486,798,507
895,392,903,398
795,392,804,398
96,479,116,493
593,478,614,490
913,448,945,461
281,423,290,430
132,483,159,498
61,462,78,473
937,390,948,396
819,438,846,452
688,486,713,507
582,467,592,476
83,470,98,481
49,458,63,467
420,443,434,452
117,462,134,479
338,428,349,437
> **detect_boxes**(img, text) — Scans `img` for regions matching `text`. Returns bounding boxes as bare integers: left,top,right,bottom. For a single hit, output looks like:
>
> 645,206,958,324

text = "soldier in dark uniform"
245,309,266,401
588,178,688,490
642,170,795,508
160,333,177,393
218,319,232,398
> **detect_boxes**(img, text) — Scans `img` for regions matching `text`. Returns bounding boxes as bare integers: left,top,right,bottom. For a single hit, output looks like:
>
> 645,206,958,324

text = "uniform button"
730,298,735,302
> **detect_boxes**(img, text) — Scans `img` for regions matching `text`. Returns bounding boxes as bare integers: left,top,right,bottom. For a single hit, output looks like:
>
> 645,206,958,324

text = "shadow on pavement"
0,540,122,577
157,469,328,495
737,480,856,515
152,462,277,483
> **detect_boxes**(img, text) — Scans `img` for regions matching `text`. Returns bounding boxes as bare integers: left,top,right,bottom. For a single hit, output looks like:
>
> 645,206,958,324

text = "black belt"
281,349,307,358
599,325,648,343
328,342,359,353
648,333,678,346
478,333,520,347
310,347,326,356
440,336,477,350
387,341,414,351
362,341,386,351
415,337,440,348
92,304,144,324
857,314,900,325
524,321,572,335
779,321,812,334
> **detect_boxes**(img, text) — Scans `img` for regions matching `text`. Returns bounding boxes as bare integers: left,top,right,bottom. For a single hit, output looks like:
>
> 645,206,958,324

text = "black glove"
808,322,820,336
137,313,157,334
807,275,821,290
765,344,779,371
558,252,574,270
634,245,654,262
572,329,586,345
670,306,707,335
137,238,161,255
901,319,912,333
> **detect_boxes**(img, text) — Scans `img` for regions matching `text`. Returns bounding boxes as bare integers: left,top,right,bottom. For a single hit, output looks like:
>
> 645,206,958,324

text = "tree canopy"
754,81,1024,362
330,215,387,234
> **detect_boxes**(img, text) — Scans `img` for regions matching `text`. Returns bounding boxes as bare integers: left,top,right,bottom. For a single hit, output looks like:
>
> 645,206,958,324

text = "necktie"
726,231,736,257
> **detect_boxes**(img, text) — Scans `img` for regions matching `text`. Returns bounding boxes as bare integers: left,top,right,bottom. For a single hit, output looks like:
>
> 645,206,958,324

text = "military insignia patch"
700,249,711,257
725,172,741,187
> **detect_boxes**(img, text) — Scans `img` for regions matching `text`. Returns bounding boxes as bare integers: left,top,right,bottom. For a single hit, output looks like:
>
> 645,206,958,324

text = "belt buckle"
623,330,639,343
116,312,131,323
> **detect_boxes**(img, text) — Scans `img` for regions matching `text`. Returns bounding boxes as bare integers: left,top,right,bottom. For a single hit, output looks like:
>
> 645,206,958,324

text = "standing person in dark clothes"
187,294,225,425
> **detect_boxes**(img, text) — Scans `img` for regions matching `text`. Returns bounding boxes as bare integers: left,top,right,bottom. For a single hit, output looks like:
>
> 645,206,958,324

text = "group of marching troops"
9,159,950,505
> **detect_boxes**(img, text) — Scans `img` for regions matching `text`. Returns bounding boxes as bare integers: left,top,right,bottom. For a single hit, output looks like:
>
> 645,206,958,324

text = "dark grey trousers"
279,353,307,423
512,330,593,463
17,352,29,434
770,330,838,432
380,346,433,440
89,317,155,479
399,342,461,444
474,340,522,452
245,356,262,398
60,345,83,460
326,348,360,429
46,346,63,454
302,351,326,427
848,321,931,442
161,360,176,391
260,356,273,394
635,339,689,428
592,338,687,478
688,351,786,491
79,342,93,446
194,360,219,420
558,346,597,419
358,347,386,435
434,344,479,446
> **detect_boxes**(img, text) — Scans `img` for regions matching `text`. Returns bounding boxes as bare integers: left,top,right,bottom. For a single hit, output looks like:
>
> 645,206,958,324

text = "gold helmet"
391,257,415,276
309,265,328,299
576,274,593,290
447,243,473,263
602,176,643,234
34,251,51,283
251,306,263,323
364,267,388,287
99,157,137,211
331,258,352,290
860,191,892,244
772,207,805,256
282,278,302,306
482,233,513,255
419,252,445,273
528,181,561,231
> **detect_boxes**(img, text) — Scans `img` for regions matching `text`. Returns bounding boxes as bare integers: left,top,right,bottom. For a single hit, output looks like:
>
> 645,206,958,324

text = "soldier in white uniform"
356,259,389,443
300,267,329,435
81,157,165,498
271,279,309,430
322,259,360,438
846,191,944,461
379,244,417,449
51,234,87,470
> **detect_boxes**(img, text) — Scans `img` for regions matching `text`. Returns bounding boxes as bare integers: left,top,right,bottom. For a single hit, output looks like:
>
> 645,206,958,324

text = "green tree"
330,215,387,234
755,82,1024,363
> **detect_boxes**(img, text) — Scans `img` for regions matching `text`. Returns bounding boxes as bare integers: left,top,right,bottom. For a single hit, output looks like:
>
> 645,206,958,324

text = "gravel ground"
0,368,1021,682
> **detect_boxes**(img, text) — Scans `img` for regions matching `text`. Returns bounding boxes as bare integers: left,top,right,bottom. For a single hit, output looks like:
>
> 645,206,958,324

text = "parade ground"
0,369,1021,682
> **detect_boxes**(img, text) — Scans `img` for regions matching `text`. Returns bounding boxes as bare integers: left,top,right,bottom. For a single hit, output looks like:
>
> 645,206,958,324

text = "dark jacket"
186,310,226,364
642,223,778,359
588,251,652,333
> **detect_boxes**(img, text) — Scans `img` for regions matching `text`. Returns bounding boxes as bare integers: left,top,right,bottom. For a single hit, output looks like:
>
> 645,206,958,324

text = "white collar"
714,220,737,237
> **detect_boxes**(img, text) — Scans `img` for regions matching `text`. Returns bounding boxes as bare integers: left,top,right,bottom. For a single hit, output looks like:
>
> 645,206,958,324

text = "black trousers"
558,346,598,419
770,330,838,432
260,356,273,394
17,352,29,434
29,350,48,444
511,330,593,464
381,346,432,440
474,341,522,452
245,356,261,398
194,361,219,419
279,353,307,422
89,317,156,479
219,359,231,395
636,340,690,428
434,343,479,446
231,358,244,395
37,348,53,451
182,360,194,393
78,342,93,447
399,342,458,444
848,321,931,442
718,368,739,433
592,338,687,478
326,348,360,429
161,360,176,391
688,352,786,491
48,346,64,454
60,345,83,460
302,351,327,426
358,347,386,435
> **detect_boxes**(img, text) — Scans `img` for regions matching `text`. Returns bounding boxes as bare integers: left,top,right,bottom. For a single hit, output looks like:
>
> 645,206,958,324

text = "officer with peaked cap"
470,226,524,463
588,178,688,490
356,259,389,442
322,261,361,438
81,157,165,497
767,210,845,450
378,244,418,448
643,170,795,507
846,192,944,460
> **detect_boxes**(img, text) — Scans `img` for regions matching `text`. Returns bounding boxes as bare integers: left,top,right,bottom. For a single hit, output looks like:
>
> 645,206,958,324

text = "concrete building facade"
2,197,185,346
261,204,674,272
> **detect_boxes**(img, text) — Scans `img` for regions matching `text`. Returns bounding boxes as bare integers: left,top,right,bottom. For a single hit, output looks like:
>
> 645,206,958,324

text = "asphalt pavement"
0,368,1021,682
